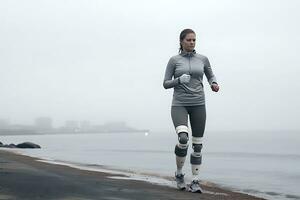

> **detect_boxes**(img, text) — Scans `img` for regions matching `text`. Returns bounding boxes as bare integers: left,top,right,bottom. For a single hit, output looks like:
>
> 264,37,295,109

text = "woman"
163,29,219,193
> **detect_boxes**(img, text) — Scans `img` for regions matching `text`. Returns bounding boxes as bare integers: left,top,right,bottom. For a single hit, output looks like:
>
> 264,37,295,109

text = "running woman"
163,28,219,193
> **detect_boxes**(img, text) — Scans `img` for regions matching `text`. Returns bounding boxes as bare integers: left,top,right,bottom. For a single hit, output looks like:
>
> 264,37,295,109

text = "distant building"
102,121,134,132
35,117,53,130
65,120,79,132
80,120,91,132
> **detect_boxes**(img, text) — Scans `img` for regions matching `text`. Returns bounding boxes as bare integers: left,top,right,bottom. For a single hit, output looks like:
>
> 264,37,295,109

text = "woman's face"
181,33,196,52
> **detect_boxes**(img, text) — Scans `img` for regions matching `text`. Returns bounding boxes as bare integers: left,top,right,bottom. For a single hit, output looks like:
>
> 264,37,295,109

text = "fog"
1,0,299,132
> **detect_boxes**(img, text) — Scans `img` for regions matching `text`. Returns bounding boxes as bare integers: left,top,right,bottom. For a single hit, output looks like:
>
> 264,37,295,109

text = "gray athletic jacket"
163,50,217,106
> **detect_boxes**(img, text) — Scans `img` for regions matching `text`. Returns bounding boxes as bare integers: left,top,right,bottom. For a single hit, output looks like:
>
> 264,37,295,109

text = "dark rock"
16,142,41,149
0,143,17,148
0,141,2,145
8,143,17,148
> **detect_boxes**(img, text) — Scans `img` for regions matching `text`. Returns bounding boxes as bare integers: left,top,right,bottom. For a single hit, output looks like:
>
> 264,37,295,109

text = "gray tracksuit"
163,50,217,106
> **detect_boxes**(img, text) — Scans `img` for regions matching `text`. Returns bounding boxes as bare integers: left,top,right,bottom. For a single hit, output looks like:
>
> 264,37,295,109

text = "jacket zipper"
188,56,191,75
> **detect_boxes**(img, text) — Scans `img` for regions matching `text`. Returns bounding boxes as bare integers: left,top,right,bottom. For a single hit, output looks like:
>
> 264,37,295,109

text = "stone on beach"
0,143,17,148
0,141,41,148
16,142,41,148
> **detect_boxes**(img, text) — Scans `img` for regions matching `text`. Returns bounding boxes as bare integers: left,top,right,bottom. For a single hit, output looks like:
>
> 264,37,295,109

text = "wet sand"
0,149,265,200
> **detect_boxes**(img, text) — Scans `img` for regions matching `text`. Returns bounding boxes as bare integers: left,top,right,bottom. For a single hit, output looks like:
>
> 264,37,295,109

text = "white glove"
179,74,190,84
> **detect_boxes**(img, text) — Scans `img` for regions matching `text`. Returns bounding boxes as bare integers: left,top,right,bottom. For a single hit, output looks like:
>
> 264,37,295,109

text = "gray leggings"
171,105,206,137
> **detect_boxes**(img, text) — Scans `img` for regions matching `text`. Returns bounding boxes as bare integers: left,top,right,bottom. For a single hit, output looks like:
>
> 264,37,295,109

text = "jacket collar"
180,49,196,57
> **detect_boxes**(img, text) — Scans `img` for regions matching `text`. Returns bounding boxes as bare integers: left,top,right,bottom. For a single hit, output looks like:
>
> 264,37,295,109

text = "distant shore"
0,129,150,136
0,149,265,200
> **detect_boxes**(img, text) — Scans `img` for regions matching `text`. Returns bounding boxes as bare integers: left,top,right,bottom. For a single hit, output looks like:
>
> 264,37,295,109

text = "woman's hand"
211,83,219,92
179,74,191,84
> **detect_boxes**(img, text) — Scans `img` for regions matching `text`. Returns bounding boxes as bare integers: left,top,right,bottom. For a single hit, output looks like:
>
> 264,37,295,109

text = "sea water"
1,130,300,200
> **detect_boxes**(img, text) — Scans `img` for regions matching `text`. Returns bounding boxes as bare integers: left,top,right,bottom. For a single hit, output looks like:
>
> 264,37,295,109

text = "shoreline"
0,148,265,200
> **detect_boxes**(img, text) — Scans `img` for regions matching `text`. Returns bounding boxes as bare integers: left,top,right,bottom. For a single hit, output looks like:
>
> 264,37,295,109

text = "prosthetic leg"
189,136,203,193
174,125,189,190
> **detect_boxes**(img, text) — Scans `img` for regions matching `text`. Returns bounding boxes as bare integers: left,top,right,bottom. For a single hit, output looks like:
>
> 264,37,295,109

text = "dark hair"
179,29,195,53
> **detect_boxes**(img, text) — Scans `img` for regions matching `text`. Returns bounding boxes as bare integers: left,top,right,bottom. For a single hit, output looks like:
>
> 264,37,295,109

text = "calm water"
1,130,300,200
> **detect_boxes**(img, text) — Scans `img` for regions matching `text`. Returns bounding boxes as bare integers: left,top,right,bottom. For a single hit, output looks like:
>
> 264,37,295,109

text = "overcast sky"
0,0,299,132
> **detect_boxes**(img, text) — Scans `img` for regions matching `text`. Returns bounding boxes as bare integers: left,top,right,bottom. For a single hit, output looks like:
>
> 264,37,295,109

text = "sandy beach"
0,149,266,200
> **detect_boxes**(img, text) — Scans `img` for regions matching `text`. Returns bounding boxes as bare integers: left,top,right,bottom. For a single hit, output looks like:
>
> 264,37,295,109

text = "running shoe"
175,172,186,190
188,179,203,193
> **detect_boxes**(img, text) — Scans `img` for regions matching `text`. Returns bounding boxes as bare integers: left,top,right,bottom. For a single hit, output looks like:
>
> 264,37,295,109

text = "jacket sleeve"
203,56,217,86
163,57,180,89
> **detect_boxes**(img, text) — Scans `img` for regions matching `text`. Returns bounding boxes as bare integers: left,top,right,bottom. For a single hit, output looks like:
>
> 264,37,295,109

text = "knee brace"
190,136,203,165
174,125,189,157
